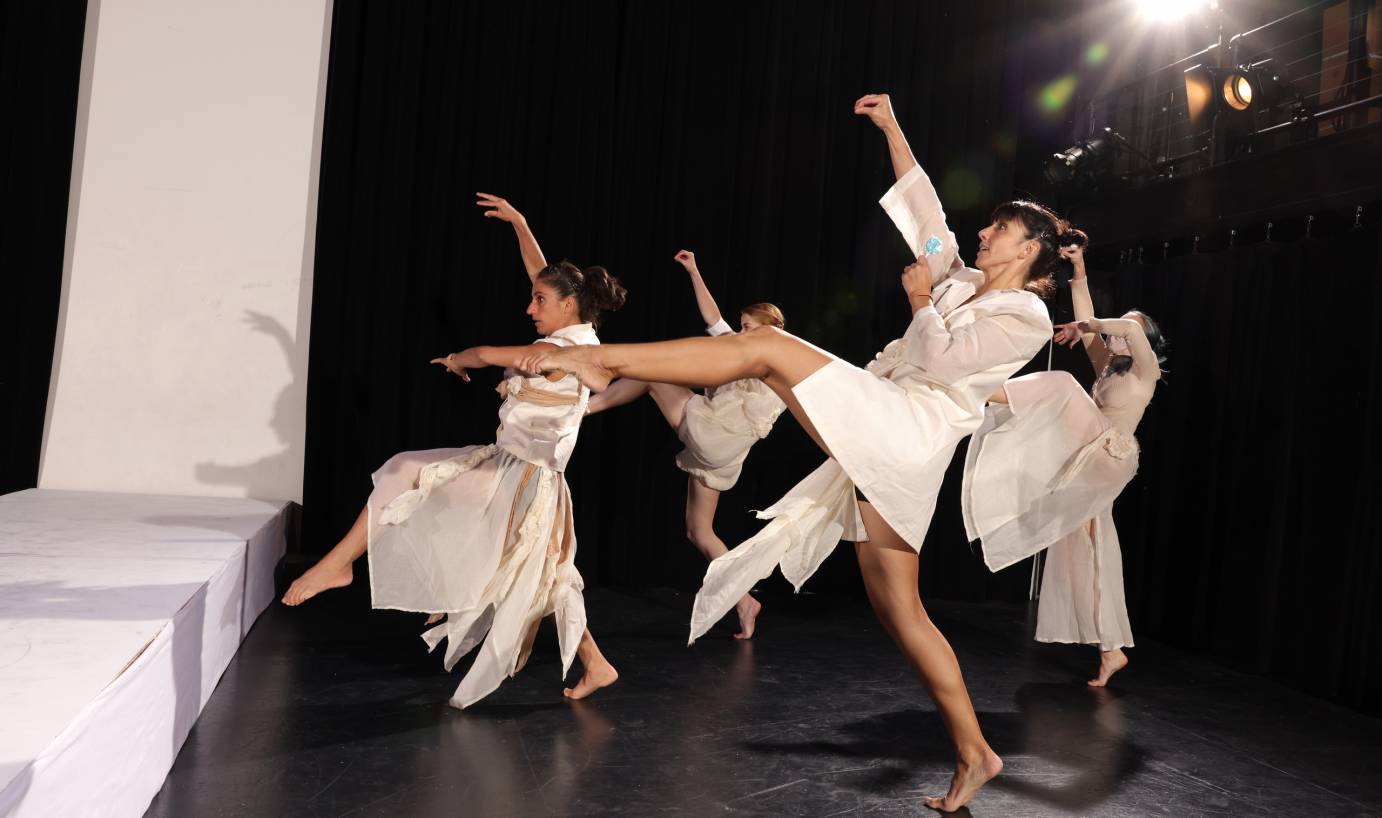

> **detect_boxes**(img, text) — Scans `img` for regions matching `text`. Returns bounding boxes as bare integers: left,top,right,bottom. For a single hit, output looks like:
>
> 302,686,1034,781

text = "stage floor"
147,586,1382,817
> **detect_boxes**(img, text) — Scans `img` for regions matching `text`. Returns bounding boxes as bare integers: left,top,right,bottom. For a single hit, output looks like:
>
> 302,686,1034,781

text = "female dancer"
281,198,625,708
964,242,1165,687
521,94,1074,813
584,249,786,639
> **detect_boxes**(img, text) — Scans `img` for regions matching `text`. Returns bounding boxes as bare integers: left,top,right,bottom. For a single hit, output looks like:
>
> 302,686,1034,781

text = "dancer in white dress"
282,197,626,708
965,242,1165,686
584,249,786,638
521,94,1077,813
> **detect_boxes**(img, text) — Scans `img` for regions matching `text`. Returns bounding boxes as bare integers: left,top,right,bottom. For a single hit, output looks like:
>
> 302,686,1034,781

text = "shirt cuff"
706,318,735,336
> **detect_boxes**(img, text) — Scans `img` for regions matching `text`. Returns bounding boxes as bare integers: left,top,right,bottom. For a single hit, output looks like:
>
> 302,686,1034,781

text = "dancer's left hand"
431,353,471,381
1053,322,1083,348
902,258,932,303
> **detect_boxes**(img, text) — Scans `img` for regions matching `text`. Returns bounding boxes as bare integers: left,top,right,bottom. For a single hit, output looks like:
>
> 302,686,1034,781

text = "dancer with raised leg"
282,195,624,707
522,94,1073,812
585,249,786,638
964,241,1166,687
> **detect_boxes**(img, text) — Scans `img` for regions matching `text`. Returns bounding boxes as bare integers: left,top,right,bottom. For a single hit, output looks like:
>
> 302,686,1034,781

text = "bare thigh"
647,382,695,429
744,328,835,457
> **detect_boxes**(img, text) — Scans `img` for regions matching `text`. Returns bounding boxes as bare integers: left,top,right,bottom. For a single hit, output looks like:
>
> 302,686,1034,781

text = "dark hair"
740,302,785,329
990,201,1087,298
536,261,628,329
1107,310,1169,375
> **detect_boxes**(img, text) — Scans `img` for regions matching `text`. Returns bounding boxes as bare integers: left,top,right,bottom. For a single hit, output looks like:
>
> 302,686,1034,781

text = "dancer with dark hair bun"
964,240,1166,687
585,249,787,639
282,193,625,707
520,93,1066,812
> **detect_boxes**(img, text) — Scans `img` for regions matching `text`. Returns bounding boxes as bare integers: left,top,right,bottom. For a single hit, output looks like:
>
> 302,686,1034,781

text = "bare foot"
924,750,1003,813
543,346,614,392
563,660,619,700
1088,648,1128,687
424,612,445,626
281,559,352,606
733,595,762,640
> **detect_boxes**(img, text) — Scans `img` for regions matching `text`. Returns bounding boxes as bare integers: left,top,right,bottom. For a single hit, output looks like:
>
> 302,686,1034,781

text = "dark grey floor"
146,585,1382,817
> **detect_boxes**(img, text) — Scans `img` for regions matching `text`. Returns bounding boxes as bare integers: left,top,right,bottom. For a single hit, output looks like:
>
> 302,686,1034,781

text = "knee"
685,525,710,548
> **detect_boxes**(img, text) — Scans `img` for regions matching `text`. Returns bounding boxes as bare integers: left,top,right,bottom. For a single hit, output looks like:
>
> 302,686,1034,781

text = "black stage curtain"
1081,219,1382,715
0,1,87,494
305,0,1069,602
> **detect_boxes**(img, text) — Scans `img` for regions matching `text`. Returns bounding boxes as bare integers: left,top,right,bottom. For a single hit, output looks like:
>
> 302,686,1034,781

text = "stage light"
1044,134,1115,187
1222,70,1253,111
1136,0,1204,22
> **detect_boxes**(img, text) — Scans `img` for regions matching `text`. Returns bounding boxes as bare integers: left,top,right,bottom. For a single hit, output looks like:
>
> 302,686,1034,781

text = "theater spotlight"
1221,69,1254,111
1044,131,1116,187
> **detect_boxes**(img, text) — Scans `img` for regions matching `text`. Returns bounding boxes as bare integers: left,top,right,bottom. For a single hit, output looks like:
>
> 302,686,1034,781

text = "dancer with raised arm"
585,249,786,638
964,241,1166,687
521,94,1072,812
282,194,625,707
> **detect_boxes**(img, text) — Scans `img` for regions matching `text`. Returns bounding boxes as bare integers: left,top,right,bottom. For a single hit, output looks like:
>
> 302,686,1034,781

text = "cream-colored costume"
365,323,598,708
674,319,787,491
689,165,1052,641
963,277,1159,650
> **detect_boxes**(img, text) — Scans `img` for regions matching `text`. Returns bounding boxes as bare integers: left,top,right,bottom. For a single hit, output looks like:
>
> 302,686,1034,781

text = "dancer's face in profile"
975,218,1037,273
527,280,578,335
739,312,764,332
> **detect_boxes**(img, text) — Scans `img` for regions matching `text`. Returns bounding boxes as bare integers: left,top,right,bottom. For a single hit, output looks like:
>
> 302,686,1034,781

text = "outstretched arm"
856,93,965,283
477,192,548,281
854,93,917,180
673,250,728,332
1082,317,1160,382
1051,245,1111,374
432,342,560,381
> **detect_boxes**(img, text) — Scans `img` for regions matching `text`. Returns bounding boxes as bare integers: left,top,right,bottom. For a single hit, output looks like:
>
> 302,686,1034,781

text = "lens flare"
1038,75,1078,116
1084,42,1110,66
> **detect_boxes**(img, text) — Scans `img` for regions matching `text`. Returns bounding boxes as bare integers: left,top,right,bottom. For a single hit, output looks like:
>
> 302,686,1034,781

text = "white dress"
689,165,1052,641
674,319,787,491
365,322,599,708
963,277,1159,650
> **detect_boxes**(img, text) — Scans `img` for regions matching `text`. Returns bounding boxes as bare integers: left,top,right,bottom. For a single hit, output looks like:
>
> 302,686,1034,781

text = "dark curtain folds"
1083,221,1382,714
305,0,1053,602
0,1,87,494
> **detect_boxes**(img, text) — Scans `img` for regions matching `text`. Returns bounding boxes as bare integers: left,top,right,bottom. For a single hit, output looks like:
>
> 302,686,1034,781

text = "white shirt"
494,322,599,471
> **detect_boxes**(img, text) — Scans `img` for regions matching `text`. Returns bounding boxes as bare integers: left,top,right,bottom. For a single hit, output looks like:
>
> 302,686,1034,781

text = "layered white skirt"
674,380,782,491
366,444,586,708
961,371,1138,649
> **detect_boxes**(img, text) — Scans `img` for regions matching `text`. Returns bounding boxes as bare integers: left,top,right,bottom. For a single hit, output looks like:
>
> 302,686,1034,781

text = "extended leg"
686,477,761,639
281,505,365,606
854,501,1002,812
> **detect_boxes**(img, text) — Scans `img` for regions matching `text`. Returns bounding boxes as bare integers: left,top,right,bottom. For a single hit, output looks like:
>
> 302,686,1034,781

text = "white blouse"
494,322,599,472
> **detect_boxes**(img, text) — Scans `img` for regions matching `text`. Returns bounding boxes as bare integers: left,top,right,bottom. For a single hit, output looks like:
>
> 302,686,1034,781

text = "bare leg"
686,477,761,639
854,502,1002,812
646,382,695,429
535,329,835,455
281,506,366,606
563,628,619,700
585,378,651,416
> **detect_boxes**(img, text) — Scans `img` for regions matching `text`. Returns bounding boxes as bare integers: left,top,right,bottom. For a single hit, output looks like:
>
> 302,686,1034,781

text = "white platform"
0,489,289,818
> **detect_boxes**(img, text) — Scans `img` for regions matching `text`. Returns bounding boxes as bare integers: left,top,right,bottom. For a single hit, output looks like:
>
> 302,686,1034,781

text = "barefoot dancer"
522,94,1069,812
965,241,1166,687
282,197,624,707
585,249,786,639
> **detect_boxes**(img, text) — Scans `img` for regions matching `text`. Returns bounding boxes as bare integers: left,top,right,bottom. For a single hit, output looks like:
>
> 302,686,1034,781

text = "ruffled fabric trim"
377,445,499,527
689,459,864,644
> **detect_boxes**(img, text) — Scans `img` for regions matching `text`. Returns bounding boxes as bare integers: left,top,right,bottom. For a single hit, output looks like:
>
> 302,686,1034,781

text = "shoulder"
543,323,601,348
